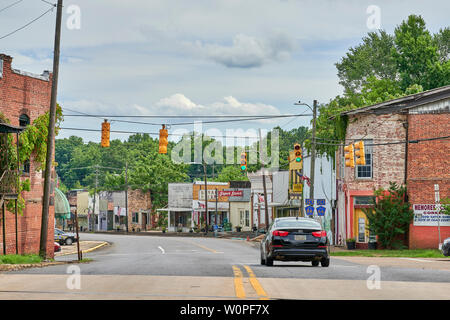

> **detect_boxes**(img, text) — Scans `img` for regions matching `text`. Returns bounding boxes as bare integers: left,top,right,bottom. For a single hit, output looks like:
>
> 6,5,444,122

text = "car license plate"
295,235,306,241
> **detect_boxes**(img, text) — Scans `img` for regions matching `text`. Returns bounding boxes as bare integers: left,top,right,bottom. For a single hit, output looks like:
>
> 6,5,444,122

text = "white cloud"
191,33,295,68
153,94,281,117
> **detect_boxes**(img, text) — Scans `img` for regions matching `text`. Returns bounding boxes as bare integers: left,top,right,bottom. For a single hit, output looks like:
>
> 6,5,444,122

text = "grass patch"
330,249,448,258
0,254,43,265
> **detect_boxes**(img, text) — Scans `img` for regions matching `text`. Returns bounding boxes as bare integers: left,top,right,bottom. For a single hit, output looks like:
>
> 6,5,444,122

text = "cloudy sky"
1,0,449,143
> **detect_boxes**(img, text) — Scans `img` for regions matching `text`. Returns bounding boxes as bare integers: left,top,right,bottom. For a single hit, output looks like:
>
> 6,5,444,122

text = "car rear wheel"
311,260,319,267
321,257,330,267
65,238,73,245
266,256,273,266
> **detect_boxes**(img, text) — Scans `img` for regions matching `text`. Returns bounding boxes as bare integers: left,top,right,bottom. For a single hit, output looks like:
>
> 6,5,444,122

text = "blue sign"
317,199,326,206
305,199,314,206
316,206,326,216
305,206,315,216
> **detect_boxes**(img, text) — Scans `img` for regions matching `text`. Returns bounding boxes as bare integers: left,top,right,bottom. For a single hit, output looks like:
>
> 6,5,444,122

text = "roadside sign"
305,199,314,206
316,206,326,216
305,206,314,216
317,199,326,206
293,184,302,192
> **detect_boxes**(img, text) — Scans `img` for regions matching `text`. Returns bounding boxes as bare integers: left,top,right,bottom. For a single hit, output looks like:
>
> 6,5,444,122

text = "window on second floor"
356,140,373,179
19,114,30,127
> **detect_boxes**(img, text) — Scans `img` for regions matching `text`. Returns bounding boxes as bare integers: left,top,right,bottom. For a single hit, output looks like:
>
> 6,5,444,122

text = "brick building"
0,53,55,256
336,85,450,249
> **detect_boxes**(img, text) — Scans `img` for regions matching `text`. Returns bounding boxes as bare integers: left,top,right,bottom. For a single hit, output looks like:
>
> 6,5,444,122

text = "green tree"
392,15,448,90
363,182,414,249
214,165,248,182
335,30,397,94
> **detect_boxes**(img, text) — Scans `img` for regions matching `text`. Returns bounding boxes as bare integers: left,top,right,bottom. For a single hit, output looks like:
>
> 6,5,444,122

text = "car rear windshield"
275,219,321,229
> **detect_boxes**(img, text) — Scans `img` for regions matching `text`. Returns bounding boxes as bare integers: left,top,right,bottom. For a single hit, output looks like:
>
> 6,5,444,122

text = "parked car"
54,228,78,245
260,217,330,267
54,242,61,253
441,237,450,256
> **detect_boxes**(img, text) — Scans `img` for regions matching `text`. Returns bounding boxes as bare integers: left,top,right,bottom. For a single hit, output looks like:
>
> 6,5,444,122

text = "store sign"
218,190,243,197
413,204,450,226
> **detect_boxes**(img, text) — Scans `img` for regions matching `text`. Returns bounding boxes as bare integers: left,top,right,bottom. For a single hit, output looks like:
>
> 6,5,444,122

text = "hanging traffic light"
159,124,168,154
354,140,366,165
294,143,302,162
344,143,355,168
101,119,110,148
240,152,247,171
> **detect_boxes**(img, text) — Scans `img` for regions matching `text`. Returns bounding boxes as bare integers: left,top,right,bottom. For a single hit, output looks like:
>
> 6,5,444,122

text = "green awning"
55,187,71,219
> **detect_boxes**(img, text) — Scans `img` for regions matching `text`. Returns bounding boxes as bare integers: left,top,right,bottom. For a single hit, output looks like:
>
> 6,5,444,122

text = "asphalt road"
1,233,449,300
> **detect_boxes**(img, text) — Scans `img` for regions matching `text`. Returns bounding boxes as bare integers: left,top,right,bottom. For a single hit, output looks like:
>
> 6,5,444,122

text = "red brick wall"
407,113,450,249
127,189,152,231
0,54,55,257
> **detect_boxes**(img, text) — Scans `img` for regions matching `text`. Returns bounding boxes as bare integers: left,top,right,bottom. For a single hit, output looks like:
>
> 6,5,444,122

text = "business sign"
293,184,303,192
305,206,314,216
218,190,243,197
413,204,450,226
316,206,326,216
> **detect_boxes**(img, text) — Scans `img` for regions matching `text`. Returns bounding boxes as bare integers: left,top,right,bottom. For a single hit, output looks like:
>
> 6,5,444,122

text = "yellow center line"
174,239,220,254
243,265,269,300
232,265,246,299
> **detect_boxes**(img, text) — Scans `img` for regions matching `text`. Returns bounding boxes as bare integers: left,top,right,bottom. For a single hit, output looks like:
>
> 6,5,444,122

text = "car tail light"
312,231,327,237
273,230,289,237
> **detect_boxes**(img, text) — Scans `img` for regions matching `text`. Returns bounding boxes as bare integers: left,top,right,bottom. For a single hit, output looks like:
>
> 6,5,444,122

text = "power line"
62,113,313,126
0,0,23,14
62,107,312,119
0,6,55,40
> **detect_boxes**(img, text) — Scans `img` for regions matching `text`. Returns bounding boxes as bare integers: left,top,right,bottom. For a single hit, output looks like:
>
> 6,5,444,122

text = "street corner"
55,240,110,257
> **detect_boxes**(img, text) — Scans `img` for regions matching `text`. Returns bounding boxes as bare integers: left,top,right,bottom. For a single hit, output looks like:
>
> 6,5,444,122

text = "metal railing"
0,169,18,195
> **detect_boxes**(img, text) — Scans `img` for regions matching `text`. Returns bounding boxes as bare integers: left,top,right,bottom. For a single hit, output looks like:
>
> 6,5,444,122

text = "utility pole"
40,0,63,259
125,162,129,233
259,129,270,231
203,160,208,233
94,165,99,231
310,100,318,222
435,184,442,247
215,188,218,227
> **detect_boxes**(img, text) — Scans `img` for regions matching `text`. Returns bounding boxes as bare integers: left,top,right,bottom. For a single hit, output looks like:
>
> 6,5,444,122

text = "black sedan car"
441,237,450,256
54,228,78,245
260,217,330,267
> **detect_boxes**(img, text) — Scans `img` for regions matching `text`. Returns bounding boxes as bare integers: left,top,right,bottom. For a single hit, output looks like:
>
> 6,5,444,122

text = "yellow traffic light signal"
159,125,168,154
354,140,366,165
344,143,355,168
294,143,302,163
101,119,110,148
240,152,247,171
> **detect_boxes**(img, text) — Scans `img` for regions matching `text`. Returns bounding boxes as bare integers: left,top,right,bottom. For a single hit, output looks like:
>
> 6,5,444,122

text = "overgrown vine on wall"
0,105,63,215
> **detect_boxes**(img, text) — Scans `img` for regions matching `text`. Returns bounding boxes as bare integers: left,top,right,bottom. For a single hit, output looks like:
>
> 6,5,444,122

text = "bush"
363,182,414,250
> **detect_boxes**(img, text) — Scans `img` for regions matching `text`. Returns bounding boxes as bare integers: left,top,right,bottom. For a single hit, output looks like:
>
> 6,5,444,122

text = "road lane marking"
180,240,221,254
399,258,433,263
243,265,269,300
158,246,165,254
232,265,246,299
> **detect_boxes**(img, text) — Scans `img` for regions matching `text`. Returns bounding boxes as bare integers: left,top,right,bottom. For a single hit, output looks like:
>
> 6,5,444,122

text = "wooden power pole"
40,0,63,259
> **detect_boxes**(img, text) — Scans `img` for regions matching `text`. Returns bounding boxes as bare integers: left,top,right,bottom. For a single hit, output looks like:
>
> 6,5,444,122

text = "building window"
356,140,373,179
132,212,139,223
354,196,375,206
245,210,250,227
19,114,30,127
0,59,3,78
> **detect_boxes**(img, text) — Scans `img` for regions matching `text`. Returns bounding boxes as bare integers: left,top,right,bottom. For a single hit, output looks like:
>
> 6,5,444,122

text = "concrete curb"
0,259,91,272
56,241,109,257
